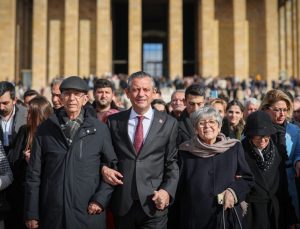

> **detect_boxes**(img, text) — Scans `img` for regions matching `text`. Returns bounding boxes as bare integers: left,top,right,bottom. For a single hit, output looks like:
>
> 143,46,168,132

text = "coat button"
87,130,90,133
208,170,213,175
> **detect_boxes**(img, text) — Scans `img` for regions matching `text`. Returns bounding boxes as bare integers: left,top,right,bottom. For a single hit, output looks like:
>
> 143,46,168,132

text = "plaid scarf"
60,109,84,145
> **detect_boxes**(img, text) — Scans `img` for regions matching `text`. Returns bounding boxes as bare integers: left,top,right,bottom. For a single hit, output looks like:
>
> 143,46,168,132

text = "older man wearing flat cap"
24,76,118,229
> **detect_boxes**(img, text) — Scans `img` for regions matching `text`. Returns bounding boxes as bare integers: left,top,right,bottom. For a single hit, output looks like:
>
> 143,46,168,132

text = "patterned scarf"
248,139,275,172
60,109,84,145
179,133,239,158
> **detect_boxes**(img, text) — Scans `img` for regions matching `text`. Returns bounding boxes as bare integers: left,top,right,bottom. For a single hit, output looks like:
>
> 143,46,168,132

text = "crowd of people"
0,72,300,229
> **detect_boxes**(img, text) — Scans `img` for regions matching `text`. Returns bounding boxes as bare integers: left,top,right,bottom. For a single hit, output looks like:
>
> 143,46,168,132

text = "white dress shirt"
128,107,154,144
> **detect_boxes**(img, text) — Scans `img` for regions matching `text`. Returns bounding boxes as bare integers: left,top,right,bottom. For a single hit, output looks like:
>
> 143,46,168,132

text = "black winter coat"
176,109,194,146
242,138,297,229
24,111,118,229
5,125,28,229
242,139,281,229
178,142,253,229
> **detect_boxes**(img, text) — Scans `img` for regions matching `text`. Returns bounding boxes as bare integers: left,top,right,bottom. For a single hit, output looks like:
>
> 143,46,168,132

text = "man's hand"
101,166,123,185
87,202,103,215
25,220,38,229
295,161,300,177
152,189,170,210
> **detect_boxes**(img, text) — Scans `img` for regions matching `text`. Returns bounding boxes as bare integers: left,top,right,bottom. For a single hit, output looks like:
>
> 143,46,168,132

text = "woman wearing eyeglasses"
178,106,253,229
260,89,300,227
242,111,293,229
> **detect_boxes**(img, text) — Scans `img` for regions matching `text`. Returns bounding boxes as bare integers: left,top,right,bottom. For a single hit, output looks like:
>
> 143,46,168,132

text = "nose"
137,89,145,97
69,93,76,99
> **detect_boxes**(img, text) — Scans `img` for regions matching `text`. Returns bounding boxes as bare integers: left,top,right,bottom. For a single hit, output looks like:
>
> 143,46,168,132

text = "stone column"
32,0,48,88
64,0,79,76
48,20,61,82
265,0,279,85
233,0,249,80
79,20,90,76
298,0,300,79
279,5,286,75
0,0,16,82
197,0,218,77
128,0,142,74
292,0,298,78
97,0,112,76
286,0,293,78
168,0,183,80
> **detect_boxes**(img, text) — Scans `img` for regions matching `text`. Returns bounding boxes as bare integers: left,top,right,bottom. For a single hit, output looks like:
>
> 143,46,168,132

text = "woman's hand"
24,150,31,163
101,165,123,185
222,189,235,210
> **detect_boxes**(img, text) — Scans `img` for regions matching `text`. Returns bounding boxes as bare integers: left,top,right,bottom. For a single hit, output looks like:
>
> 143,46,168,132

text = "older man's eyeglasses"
198,120,218,128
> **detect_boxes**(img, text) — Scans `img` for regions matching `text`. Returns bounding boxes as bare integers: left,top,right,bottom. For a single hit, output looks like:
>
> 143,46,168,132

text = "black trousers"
115,201,167,229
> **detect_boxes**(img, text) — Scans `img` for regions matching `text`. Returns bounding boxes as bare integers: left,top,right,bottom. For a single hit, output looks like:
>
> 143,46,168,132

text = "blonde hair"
209,98,227,111
259,89,293,119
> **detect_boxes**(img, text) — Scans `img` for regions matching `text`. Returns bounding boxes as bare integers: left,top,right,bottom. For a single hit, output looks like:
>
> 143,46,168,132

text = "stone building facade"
0,0,298,88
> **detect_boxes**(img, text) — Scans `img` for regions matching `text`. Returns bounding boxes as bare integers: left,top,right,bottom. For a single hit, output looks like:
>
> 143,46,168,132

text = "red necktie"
133,115,144,154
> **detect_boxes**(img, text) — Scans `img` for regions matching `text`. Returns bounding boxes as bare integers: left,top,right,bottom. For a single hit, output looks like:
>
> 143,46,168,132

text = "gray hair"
51,77,64,88
244,97,260,108
127,71,156,90
190,106,223,128
171,89,185,100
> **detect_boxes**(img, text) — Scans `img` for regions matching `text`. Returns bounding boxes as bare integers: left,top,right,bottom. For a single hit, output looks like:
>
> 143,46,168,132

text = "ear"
83,95,89,105
13,97,17,105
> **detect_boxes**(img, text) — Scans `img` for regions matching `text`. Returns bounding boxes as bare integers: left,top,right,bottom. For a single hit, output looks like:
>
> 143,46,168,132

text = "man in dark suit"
0,81,27,155
103,71,179,229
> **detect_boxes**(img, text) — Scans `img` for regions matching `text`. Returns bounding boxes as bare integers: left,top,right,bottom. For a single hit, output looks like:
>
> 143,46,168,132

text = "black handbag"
219,207,243,229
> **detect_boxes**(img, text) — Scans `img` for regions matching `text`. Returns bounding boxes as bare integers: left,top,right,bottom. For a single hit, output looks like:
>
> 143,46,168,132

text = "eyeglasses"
252,136,270,141
198,120,218,128
268,107,289,113
62,91,85,99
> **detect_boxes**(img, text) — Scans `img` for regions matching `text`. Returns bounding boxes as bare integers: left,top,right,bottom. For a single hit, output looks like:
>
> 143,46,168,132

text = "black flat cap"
60,76,89,93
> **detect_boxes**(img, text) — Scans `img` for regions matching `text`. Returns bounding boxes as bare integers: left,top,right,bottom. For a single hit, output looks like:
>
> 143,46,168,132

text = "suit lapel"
140,110,165,155
118,109,137,155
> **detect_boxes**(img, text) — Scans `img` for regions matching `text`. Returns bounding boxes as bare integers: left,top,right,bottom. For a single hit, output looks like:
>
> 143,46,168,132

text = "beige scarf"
179,133,239,158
